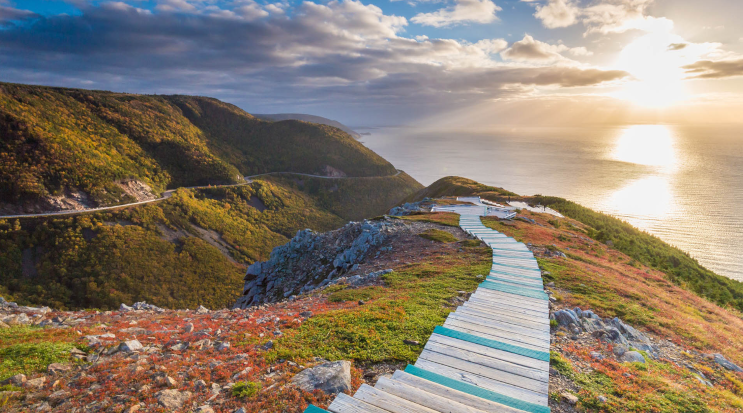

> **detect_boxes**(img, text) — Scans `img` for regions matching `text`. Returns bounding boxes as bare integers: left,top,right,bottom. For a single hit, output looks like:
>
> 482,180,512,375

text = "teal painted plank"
489,269,543,281
304,405,329,413
404,365,551,413
491,261,540,271
434,326,549,361
480,281,548,300
486,277,544,290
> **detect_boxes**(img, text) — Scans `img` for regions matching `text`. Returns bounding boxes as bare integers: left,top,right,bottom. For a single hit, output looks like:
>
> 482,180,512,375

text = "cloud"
0,1,628,120
529,0,673,36
473,38,509,54
534,0,579,29
667,43,687,51
683,59,743,79
568,46,593,56
0,5,39,21
500,34,586,62
411,0,501,27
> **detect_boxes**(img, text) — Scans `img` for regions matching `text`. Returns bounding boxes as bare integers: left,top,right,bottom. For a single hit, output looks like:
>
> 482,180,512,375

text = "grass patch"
0,342,77,382
232,381,261,399
270,248,491,364
396,212,460,227
418,229,458,243
550,351,575,378
0,326,82,381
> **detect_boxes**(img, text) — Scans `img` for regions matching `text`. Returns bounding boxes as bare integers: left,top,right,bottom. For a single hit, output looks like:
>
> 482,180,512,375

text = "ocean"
360,124,743,282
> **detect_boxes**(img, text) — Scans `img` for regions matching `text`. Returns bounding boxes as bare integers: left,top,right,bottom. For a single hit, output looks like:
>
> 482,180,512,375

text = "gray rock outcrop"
553,307,658,358
291,361,352,394
235,219,399,308
711,353,743,372
388,199,430,216
622,351,646,364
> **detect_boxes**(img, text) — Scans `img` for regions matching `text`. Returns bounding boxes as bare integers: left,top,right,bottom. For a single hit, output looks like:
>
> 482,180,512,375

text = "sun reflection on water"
605,125,678,227
612,125,677,169
608,176,673,222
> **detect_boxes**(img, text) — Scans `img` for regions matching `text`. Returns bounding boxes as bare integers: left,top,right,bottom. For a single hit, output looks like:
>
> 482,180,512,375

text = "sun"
613,31,690,108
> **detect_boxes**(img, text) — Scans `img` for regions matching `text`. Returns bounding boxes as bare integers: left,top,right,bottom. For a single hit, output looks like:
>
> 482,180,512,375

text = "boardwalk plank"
413,359,547,406
428,334,549,371
462,301,548,320
472,289,550,310
455,307,549,330
423,342,548,383
443,320,550,351
354,384,439,413
446,313,550,339
418,349,549,393
328,393,392,413
390,371,531,413
374,377,488,413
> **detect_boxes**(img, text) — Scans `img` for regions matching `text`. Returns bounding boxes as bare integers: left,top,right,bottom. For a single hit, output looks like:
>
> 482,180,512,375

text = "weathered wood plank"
423,342,549,383
418,349,549,394
472,289,550,310
413,359,547,406
328,393,392,413
374,377,489,413
428,333,549,371
462,300,548,320
446,313,550,339
455,307,549,330
442,319,550,351
354,384,439,413
456,304,547,324
390,371,533,413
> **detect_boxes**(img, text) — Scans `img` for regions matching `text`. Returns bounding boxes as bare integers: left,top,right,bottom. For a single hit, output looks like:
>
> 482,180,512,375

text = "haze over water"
363,125,743,282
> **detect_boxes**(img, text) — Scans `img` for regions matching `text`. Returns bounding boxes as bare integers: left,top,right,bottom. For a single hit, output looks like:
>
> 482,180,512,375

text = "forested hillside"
0,180,346,310
0,83,399,213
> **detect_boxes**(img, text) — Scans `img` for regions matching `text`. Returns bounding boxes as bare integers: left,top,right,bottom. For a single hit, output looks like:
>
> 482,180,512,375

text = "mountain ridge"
253,113,362,139
0,83,400,214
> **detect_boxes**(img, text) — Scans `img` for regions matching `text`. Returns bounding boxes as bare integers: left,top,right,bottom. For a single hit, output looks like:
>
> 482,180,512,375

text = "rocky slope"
4,190,743,412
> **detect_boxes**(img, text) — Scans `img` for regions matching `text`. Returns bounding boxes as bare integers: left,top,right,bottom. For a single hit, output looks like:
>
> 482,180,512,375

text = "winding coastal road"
0,170,403,219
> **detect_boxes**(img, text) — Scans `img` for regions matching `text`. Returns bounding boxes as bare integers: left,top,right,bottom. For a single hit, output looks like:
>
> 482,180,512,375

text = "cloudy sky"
2,0,743,125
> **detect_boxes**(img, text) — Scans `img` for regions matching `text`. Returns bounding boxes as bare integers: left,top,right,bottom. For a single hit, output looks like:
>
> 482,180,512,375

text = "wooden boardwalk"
306,202,551,413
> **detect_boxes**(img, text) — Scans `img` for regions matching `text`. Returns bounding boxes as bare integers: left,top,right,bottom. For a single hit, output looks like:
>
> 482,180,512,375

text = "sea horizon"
363,123,743,282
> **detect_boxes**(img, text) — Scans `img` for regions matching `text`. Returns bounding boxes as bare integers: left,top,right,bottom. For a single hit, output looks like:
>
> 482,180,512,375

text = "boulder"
622,351,646,364
120,340,144,353
155,389,192,409
47,363,71,374
561,392,578,405
169,342,189,351
613,344,628,357
194,406,215,413
580,318,605,334
553,309,580,327
48,390,71,406
712,354,743,372
291,361,352,394
3,373,26,386
24,376,47,389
